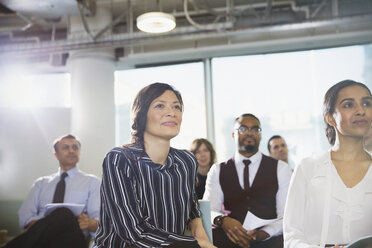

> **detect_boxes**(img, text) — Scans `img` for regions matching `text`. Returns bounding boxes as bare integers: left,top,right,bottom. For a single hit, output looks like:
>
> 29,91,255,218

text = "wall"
0,107,71,200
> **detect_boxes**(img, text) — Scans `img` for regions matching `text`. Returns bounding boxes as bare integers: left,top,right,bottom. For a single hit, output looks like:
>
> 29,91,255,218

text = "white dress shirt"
283,151,372,248
203,151,292,237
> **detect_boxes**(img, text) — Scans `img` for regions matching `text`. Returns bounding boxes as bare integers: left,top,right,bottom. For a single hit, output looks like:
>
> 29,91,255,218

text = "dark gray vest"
220,154,278,223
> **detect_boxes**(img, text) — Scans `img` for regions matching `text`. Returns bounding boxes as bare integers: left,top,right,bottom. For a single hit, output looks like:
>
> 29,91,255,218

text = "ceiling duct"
0,3,32,32
0,0,95,21
0,0,372,70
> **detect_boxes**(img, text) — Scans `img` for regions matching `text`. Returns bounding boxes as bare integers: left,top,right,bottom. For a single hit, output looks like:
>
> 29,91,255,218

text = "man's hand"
77,214,98,232
77,214,90,230
248,229,269,244
221,217,255,248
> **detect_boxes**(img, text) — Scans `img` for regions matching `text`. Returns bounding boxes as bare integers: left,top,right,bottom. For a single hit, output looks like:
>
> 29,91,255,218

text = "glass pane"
115,62,206,150
0,72,71,108
212,44,371,168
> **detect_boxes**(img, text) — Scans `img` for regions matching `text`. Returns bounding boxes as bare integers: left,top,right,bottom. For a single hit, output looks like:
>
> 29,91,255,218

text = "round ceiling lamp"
136,12,176,34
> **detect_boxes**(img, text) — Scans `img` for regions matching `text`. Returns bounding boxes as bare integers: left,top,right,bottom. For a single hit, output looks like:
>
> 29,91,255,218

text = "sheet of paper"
242,211,279,230
44,203,85,217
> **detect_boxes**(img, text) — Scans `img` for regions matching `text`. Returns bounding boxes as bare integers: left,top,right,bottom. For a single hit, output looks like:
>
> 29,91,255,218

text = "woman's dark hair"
323,79,371,145
130,82,183,145
190,138,217,167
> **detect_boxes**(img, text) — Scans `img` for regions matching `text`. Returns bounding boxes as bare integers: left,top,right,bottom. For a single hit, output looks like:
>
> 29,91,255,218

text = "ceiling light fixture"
136,12,176,34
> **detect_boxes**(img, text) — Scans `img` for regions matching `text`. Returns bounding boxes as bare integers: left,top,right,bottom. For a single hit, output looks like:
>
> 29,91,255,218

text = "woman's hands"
195,237,217,248
189,218,217,248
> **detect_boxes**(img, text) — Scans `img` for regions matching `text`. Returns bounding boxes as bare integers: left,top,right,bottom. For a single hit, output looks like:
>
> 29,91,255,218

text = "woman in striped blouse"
94,83,216,248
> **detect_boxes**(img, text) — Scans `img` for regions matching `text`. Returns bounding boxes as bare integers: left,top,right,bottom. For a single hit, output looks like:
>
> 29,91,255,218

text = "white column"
67,8,115,176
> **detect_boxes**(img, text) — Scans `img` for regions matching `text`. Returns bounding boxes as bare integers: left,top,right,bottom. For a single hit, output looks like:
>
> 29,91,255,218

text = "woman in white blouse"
283,80,372,248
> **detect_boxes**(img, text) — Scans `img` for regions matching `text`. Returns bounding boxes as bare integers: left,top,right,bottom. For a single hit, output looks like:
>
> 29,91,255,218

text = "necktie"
243,160,251,191
53,172,68,203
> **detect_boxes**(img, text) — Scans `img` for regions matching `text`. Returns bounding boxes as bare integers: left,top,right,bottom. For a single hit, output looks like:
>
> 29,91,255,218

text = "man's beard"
240,144,257,152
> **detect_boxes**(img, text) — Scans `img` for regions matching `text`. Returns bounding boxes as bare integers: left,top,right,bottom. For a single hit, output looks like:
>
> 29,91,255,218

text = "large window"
0,72,71,108
115,62,206,149
212,44,372,167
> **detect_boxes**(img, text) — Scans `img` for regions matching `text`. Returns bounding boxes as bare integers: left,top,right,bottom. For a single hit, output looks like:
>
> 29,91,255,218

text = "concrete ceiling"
0,0,372,71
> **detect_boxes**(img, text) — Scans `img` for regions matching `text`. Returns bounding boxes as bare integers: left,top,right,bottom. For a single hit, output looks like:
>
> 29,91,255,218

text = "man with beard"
5,134,100,248
203,114,292,248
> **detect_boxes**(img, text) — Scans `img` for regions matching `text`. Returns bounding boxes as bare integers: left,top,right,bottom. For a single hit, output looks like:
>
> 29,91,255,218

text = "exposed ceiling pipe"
48,24,56,65
127,0,134,54
116,30,372,69
264,0,272,20
1,14,371,56
201,0,221,16
332,0,339,17
0,12,33,32
76,0,128,41
51,24,56,41
184,0,207,30
127,0,133,34
183,0,230,30
77,1,95,41
182,0,310,30
188,0,200,12
179,1,310,20
311,0,327,19
226,0,234,23
2,31,40,44
288,1,309,19
16,12,33,31
93,8,126,40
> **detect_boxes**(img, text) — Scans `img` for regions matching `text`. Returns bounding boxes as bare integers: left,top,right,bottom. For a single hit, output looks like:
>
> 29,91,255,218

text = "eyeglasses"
236,125,262,134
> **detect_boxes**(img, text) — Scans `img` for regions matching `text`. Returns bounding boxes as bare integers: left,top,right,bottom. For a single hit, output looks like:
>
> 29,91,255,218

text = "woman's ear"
325,113,336,127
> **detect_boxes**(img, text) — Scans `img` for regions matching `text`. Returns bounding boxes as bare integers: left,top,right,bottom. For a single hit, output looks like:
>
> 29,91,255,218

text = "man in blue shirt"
5,134,100,248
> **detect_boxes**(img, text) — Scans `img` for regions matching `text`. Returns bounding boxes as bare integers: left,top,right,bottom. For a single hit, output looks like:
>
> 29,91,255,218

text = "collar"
58,166,78,178
128,144,175,170
314,150,372,201
310,149,332,178
234,151,262,167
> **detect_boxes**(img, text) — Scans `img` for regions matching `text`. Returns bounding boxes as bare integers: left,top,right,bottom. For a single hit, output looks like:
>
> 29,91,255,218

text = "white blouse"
283,151,372,248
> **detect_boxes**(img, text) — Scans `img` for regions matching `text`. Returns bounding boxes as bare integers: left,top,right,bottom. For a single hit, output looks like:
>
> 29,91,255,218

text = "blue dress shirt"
18,166,101,236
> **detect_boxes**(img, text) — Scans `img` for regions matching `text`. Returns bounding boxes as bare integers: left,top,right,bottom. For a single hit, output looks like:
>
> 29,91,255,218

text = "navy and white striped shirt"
94,145,201,248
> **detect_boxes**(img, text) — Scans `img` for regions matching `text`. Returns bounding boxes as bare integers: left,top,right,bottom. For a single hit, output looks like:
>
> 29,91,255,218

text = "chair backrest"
198,200,213,243
346,235,372,248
